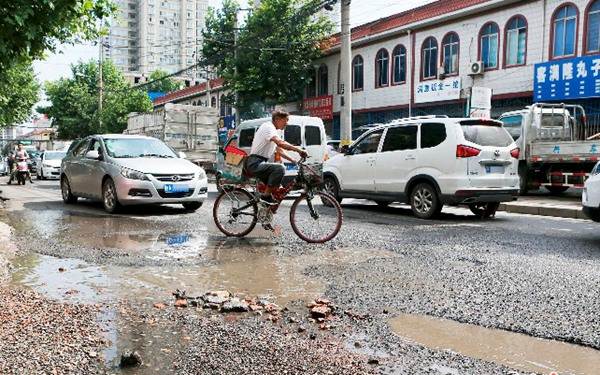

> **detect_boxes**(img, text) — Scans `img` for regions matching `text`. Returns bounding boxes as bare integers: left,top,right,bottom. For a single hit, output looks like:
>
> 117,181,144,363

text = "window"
442,33,459,75
375,49,389,87
392,45,406,84
238,128,255,148
381,126,417,152
353,130,383,154
499,115,523,140
506,16,527,66
421,37,438,79
420,123,447,148
211,97,216,108
305,126,322,146
461,124,514,147
352,55,364,91
307,68,317,98
318,64,328,96
480,23,499,68
586,1,600,53
552,5,577,58
284,125,301,146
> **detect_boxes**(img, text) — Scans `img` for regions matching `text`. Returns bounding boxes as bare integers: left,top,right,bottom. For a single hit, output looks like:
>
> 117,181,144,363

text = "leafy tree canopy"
0,0,118,70
202,0,334,114
0,61,41,127
145,70,182,93
37,60,153,139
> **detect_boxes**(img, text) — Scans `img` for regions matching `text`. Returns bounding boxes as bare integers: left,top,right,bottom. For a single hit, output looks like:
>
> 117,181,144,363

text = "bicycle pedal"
262,223,275,231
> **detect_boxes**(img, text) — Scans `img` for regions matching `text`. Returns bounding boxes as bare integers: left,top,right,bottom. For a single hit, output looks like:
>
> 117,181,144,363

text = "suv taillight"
456,145,481,158
510,148,520,158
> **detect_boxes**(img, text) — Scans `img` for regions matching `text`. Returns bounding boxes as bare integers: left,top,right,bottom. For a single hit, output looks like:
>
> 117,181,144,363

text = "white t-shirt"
250,121,280,158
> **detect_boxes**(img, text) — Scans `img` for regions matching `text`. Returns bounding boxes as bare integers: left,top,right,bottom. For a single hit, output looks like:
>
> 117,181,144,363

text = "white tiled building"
153,0,600,140
108,0,208,84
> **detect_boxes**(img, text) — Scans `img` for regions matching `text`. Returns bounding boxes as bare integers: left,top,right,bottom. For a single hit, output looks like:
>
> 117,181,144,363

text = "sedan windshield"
103,138,177,158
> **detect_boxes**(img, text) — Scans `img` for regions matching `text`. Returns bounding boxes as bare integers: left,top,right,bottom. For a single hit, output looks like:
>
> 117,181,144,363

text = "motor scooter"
15,159,29,185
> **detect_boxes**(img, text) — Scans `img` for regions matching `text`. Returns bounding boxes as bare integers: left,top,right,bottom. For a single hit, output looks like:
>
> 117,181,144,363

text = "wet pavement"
2,178,600,374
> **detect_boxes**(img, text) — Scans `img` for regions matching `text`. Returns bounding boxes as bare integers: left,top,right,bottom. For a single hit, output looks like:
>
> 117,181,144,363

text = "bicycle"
212,158,343,243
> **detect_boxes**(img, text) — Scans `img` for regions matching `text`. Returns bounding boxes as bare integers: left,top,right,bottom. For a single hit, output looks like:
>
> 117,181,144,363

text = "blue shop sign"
534,55,600,101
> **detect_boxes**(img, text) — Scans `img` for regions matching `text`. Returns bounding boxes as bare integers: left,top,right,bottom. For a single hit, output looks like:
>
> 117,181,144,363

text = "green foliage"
0,60,41,127
145,70,181,93
38,60,153,139
0,0,118,70
202,0,334,114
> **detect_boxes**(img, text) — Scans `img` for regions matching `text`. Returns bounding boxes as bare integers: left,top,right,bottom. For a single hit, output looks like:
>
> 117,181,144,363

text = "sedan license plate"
164,183,189,193
485,165,504,174
285,163,298,171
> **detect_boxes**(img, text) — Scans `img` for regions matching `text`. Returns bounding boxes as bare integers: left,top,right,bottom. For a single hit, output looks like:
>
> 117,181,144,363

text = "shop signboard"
534,55,600,101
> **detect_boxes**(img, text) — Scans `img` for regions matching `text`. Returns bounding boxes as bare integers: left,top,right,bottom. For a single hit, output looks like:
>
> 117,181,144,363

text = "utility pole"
339,0,352,146
234,11,240,127
98,36,104,127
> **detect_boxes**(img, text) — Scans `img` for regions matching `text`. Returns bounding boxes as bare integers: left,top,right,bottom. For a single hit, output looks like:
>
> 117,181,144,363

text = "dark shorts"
245,155,285,187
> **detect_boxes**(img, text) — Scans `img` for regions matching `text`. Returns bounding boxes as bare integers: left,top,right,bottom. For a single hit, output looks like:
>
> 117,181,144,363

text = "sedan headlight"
43,163,52,168
120,166,149,180
197,169,206,180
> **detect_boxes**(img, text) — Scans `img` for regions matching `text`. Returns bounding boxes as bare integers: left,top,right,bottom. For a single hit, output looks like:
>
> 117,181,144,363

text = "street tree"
38,60,152,139
202,0,333,115
145,70,182,93
0,60,40,127
0,0,117,70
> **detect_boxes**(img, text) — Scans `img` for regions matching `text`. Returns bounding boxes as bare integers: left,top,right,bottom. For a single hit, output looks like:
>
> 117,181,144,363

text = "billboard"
534,55,600,101
302,95,333,120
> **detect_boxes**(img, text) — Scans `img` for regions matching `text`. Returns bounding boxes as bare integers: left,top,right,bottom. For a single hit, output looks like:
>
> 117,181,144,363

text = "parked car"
25,149,41,174
36,150,67,180
60,134,208,213
582,161,600,221
322,115,520,219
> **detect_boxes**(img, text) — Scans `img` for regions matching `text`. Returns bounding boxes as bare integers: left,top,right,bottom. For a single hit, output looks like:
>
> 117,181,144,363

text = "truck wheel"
518,165,529,195
545,185,569,194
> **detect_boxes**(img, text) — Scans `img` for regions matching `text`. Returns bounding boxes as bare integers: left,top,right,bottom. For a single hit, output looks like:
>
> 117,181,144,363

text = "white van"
218,115,327,185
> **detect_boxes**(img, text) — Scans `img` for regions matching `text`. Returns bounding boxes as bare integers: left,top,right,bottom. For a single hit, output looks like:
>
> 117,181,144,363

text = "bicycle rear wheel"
290,191,342,243
213,187,258,237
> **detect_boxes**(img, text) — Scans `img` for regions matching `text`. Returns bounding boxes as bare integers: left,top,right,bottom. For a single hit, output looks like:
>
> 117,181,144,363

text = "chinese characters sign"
414,78,461,104
534,55,600,101
302,95,333,120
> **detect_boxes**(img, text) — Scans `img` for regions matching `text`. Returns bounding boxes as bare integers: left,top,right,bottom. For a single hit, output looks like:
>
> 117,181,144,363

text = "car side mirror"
86,150,100,159
341,145,351,155
179,151,187,159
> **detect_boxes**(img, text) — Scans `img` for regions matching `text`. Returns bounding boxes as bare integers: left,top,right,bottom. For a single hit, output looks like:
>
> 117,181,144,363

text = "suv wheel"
410,182,441,219
468,202,499,218
322,177,342,207
102,178,121,214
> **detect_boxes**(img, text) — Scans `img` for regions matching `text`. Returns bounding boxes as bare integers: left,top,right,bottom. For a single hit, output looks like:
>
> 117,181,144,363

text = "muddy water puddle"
390,313,600,375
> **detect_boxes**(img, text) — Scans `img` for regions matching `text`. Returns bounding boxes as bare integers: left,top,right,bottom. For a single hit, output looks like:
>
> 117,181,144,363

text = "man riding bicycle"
245,109,308,205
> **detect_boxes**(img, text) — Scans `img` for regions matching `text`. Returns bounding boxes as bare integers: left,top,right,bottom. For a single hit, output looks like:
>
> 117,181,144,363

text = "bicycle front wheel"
290,191,342,243
213,187,258,237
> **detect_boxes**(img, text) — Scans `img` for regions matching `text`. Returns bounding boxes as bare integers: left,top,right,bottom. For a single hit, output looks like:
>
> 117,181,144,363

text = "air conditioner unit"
469,61,485,75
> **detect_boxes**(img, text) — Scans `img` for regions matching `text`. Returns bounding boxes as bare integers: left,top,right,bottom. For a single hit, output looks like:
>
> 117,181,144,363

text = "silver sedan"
60,134,208,213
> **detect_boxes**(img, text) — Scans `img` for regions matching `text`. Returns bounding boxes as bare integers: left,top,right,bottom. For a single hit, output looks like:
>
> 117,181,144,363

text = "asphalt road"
2,178,600,374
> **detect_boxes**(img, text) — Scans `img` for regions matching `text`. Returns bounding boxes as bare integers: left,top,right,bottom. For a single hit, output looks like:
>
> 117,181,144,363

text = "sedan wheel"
410,182,442,219
102,178,121,214
61,176,78,204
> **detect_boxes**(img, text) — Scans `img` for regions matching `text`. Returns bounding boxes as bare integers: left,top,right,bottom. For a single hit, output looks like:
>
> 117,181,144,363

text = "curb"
498,202,587,219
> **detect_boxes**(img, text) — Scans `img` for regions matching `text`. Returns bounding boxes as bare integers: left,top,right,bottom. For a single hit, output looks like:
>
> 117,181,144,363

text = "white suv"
322,116,520,219
582,161,600,222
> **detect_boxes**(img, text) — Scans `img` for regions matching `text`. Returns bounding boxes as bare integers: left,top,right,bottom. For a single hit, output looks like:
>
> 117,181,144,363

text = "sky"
33,0,435,85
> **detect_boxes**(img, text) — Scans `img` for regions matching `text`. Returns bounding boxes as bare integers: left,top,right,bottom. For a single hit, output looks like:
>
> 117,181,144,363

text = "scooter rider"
9,143,33,184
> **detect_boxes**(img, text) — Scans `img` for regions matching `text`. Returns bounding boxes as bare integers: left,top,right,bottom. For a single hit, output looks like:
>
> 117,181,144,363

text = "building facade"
108,0,209,84
308,0,600,138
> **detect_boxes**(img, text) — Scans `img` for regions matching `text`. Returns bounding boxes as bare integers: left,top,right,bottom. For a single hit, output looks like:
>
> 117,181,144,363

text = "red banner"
302,95,333,120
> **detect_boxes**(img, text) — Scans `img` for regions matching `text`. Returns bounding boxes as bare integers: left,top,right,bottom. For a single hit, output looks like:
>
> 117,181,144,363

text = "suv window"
284,125,301,146
353,130,383,154
421,122,447,148
238,128,255,148
305,125,321,146
461,124,514,147
381,126,417,152
500,115,522,140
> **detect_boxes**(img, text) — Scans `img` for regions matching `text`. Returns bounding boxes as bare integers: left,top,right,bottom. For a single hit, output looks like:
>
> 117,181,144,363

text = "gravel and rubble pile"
0,288,108,375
